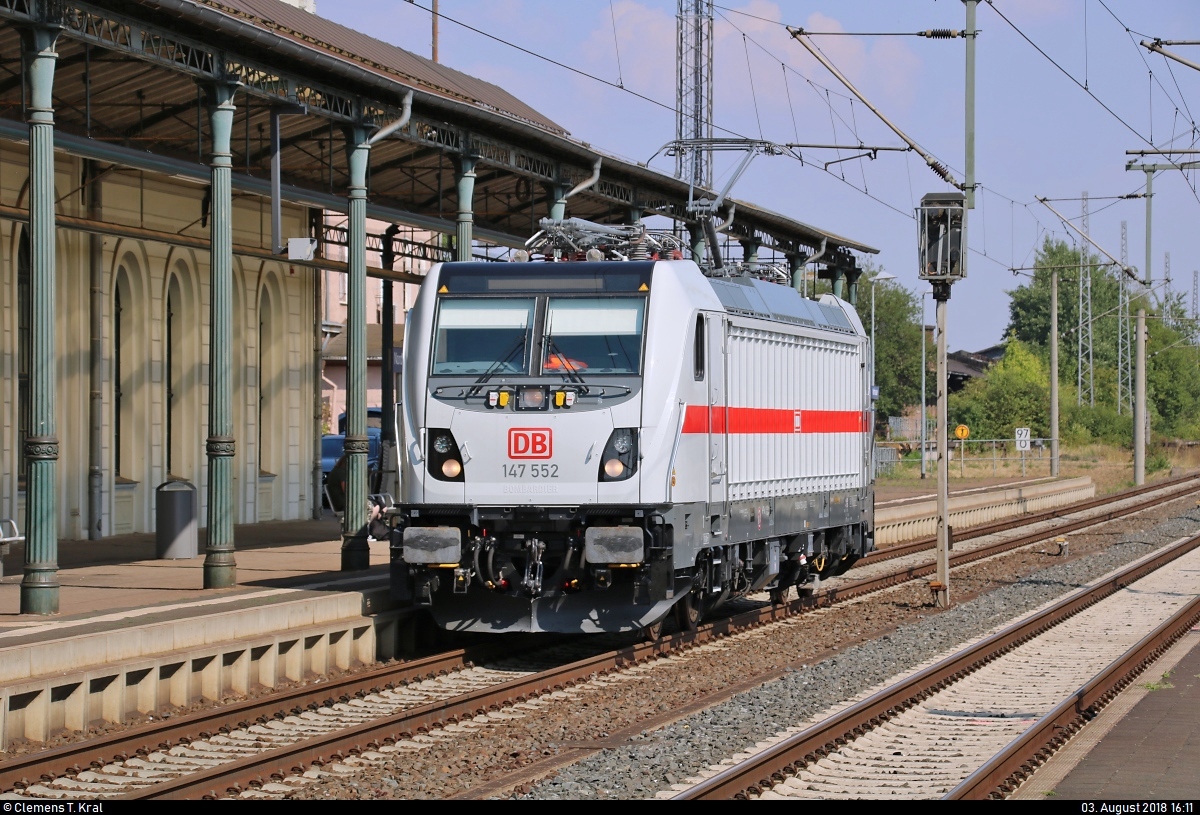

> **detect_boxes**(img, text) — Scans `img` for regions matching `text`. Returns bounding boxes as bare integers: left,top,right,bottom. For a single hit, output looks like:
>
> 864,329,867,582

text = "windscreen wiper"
467,336,526,395
543,336,590,394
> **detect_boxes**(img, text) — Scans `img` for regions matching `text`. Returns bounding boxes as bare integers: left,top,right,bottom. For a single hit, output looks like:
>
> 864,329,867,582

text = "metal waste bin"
156,480,198,559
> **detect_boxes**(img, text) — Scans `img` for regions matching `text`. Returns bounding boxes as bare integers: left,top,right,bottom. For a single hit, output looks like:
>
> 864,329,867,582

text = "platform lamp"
869,271,896,481
919,191,966,610
870,271,896,390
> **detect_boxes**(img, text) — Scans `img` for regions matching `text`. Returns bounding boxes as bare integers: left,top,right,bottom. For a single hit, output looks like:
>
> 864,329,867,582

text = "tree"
1000,235,1200,442
948,338,1049,440
851,267,923,424
1005,236,1123,400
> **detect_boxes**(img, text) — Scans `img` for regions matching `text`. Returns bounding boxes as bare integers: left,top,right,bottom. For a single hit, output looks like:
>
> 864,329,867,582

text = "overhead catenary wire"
985,0,1200,207
787,26,962,189
1094,0,1199,134
742,33,764,140
397,1,1182,291
607,0,624,89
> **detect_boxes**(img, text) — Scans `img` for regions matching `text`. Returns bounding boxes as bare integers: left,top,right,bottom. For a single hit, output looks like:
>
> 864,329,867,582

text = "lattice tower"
1118,220,1132,414
676,0,713,189
1078,192,1094,407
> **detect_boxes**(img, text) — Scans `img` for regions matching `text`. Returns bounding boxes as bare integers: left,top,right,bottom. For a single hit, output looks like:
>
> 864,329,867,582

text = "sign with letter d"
508,428,553,459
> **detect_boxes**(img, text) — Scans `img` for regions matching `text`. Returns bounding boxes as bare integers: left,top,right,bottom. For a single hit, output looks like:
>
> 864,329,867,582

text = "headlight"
612,431,633,454
598,428,638,482
517,386,548,411
426,428,465,482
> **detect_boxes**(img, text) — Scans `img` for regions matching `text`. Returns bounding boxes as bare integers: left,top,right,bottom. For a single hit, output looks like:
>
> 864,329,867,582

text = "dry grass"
878,442,1200,497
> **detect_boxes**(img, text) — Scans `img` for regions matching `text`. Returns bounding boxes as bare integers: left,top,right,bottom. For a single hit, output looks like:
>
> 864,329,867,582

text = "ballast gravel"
518,508,1200,800
284,495,1200,800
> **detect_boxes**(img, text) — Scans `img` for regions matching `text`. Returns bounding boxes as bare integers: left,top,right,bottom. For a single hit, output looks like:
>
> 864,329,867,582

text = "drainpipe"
798,238,829,294
87,160,104,540
366,91,413,147
565,158,602,200
548,158,602,221
311,209,324,520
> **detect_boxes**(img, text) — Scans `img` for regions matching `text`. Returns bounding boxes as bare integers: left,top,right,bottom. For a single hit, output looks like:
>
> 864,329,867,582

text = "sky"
314,0,1200,352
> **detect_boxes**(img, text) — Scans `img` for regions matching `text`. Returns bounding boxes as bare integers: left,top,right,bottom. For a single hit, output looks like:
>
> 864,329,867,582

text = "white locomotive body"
391,258,874,633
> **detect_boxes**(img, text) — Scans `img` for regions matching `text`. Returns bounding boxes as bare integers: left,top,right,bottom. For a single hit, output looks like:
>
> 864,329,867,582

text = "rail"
674,531,1200,799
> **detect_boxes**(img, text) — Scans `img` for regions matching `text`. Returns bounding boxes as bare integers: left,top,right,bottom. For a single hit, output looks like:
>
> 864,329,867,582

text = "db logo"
508,428,552,459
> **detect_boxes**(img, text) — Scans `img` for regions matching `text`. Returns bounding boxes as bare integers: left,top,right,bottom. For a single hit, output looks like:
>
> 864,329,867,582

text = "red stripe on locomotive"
682,405,865,434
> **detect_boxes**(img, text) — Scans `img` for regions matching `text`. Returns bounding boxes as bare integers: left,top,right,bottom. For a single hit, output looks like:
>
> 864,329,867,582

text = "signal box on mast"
918,192,966,290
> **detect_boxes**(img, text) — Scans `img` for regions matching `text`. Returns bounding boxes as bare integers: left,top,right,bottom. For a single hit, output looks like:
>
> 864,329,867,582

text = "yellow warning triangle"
638,283,649,291
438,284,449,293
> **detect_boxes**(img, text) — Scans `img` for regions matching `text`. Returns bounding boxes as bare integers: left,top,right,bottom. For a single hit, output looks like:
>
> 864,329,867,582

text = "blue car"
321,430,383,507
337,407,383,435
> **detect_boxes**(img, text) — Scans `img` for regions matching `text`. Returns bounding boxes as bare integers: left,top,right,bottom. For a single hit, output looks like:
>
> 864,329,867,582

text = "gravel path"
518,507,1200,800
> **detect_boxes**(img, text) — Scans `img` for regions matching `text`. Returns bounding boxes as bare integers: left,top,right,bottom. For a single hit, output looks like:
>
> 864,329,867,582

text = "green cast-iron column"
454,155,477,262
788,254,804,294
203,82,239,589
21,25,60,615
342,125,371,571
547,181,568,221
831,268,846,300
846,269,863,305
740,239,758,272
688,224,704,265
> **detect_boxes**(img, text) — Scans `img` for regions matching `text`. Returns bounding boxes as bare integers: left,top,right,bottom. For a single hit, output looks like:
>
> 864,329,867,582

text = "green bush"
949,339,1048,441
1146,450,1171,474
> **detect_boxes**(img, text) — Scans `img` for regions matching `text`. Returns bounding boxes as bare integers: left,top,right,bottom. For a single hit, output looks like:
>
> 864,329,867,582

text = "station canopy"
0,0,877,269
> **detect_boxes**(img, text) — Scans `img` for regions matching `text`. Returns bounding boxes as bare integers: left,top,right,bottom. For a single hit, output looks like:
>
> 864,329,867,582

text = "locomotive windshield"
542,297,645,375
431,298,534,375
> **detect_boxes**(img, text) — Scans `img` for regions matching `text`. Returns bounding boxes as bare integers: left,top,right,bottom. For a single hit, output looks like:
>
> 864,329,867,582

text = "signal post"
919,192,966,608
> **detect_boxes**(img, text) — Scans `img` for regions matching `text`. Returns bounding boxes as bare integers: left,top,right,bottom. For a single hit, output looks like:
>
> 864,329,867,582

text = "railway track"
1,475,1195,800
865,470,1200,565
670,533,1200,799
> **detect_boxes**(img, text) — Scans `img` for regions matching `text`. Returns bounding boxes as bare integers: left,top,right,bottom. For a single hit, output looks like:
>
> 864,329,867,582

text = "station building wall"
0,144,318,539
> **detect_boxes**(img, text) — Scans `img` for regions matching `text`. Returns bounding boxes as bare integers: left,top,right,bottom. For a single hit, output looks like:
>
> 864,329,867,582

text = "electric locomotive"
389,220,874,634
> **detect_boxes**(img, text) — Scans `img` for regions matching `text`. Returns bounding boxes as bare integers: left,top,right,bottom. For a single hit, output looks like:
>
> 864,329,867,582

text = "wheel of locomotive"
641,613,668,642
674,561,710,631
674,588,701,631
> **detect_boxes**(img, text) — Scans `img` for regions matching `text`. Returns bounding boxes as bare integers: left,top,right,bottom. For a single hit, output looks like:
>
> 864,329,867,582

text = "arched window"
258,286,272,475
166,275,181,477
16,229,29,487
113,266,139,480
114,281,124,476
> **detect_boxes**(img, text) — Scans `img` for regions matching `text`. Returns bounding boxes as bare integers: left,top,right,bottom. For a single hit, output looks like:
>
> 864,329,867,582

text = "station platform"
0,515,390,630
0,516,402,749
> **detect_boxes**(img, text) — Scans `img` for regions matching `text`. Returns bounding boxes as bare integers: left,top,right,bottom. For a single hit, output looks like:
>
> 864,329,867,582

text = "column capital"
343,124,372,193
20,22,60,54
204,81,239,165
22,24,59,123
453,152,479,178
